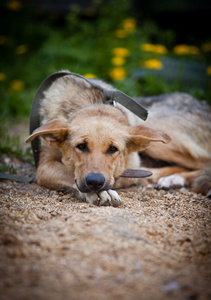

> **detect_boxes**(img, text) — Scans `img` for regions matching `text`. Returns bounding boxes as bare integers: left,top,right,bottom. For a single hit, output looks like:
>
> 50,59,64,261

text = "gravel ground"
0,158,210,300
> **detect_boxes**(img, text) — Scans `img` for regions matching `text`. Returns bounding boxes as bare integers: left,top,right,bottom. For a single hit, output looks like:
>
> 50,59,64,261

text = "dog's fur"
26,73,211,205
137,93,211,195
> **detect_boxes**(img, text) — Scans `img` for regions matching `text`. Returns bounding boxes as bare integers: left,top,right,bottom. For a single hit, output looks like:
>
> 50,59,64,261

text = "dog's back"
143,93,211,162
39,74,141,128
39,75,105,125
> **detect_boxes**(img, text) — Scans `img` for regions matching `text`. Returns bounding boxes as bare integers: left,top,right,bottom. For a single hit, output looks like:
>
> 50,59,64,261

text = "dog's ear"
25,119,70,147
127,125,171,152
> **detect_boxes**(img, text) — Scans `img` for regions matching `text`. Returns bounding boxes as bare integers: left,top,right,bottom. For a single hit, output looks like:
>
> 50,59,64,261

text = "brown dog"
25,72,170,206
26,72,211,205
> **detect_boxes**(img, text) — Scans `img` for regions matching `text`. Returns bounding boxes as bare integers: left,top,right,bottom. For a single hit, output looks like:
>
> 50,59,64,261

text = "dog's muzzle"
76,173,111,193
86,173,105,191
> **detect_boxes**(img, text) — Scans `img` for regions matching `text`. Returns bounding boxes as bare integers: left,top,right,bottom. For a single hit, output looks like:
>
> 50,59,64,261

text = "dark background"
1,0,210,44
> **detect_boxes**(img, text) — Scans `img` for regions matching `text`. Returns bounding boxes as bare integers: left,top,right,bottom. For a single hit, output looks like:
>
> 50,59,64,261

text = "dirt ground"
0,157,210,300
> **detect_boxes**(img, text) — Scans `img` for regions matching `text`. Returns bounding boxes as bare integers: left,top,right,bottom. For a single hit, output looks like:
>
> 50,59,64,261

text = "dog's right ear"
25,119,70,147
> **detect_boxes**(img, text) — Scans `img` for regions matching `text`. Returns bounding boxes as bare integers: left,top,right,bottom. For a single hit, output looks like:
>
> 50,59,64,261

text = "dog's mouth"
75,173,112,193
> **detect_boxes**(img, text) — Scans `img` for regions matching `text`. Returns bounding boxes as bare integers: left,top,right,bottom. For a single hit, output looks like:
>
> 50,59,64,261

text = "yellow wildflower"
173,44,199,55
0,73,6,81
122,18,136,33
114,29,128,39
15,44,28,55
111,56,126,66
112,47,130,57
10,80,25,91
109,68,127,81
140,59,163,69
173,45,189,54
140,43,167,54
202,42,211,52
0,36,8,45
140,43,155,52
154,44,167,54
7,0,22,10
206,66,211,76
84,73,97,78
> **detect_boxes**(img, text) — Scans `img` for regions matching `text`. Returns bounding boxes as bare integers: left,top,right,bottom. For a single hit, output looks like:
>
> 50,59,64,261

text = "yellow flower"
114,29,128,38
154,44,167,54
202,42,211,52
140,43,167,54
7,0,22,10
112,47,130,57
122,18,136,33
109,68,127,81
0,36,8,45
140,59,163,69
111,56,126,66
84,73,97,78
173,44,199,55
10,80,25,91
140,43,155,52
206,66,211,76
15,44,28,55
173,45,189,54
0,73,6,81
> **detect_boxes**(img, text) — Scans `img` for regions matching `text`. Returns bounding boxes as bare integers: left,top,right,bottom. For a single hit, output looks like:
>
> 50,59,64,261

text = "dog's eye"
107,145,118,154
76,143,89,152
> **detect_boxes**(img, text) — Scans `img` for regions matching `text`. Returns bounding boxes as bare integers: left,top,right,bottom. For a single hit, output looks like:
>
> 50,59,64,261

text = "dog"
25,71,211,206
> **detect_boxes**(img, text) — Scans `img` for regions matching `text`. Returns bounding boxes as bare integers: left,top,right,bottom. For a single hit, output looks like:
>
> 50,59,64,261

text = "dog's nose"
86,173,105,191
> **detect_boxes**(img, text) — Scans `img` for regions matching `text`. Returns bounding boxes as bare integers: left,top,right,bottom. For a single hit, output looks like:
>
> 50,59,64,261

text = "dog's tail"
193,163,211,197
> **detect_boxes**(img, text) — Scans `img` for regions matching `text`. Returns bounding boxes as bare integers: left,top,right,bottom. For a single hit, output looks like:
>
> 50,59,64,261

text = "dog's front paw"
156,174,185,190
77,190,122,207
83,192,99,204
98,190,122,207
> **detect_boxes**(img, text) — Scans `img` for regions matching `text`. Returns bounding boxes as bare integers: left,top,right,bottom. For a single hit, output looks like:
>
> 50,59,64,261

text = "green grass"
0,123,33,164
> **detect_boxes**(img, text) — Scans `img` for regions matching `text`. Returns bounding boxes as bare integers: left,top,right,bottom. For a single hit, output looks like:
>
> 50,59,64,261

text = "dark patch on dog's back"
135,92,211,117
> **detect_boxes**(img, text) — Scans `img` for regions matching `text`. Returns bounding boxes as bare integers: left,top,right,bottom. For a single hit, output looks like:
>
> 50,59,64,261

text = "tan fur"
26,74,211,205
192,163,211,195
137,93,211,195
26,105,168,194
25,73,170,206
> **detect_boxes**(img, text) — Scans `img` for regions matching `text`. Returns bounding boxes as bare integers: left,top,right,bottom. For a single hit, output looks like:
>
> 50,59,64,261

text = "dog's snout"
86,173,105,191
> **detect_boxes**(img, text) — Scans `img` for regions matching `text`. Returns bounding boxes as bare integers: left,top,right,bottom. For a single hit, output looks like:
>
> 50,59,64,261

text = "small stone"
164,281,180,292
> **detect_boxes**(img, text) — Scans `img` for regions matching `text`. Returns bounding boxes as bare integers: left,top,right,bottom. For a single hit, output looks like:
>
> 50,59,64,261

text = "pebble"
163,281,180,292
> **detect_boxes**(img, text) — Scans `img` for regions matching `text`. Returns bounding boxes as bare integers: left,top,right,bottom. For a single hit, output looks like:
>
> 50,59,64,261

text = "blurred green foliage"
0,0,211,125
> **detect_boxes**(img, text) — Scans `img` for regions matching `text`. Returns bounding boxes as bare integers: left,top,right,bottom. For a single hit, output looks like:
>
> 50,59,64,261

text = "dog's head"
26,105,170,193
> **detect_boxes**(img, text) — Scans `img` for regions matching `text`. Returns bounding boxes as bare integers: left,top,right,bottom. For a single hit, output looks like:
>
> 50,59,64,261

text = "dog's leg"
193,163,211,196
148,166,200,190
36,161,75,189
36,148,75,189
149,166,189,182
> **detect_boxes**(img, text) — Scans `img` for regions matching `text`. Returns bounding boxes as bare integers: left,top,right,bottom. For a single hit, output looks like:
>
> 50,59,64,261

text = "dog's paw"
83,192,99,204
156,174,185,190
98,190,122,207
77,189,122,207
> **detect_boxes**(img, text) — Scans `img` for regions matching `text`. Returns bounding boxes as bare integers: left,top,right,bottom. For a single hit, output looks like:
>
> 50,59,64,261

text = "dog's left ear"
25,119,70,147
127,125,171,152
